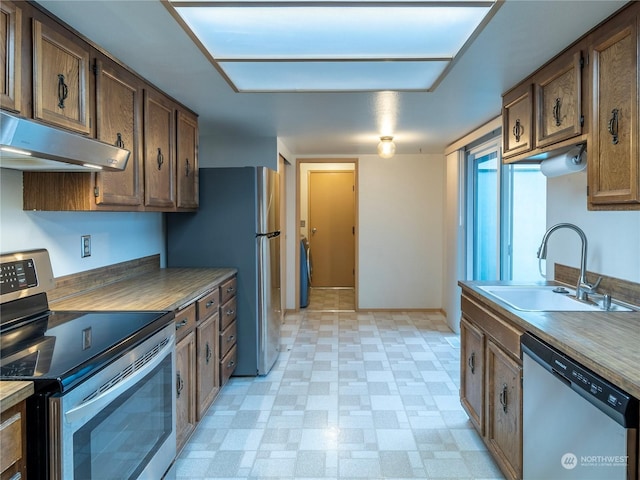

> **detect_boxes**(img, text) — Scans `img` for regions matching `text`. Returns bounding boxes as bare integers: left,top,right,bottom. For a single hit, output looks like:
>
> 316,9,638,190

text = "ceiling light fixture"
167,0,502,93
377,136,396,159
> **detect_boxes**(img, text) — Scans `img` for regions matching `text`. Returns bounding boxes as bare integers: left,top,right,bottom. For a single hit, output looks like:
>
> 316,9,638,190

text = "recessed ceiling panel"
168,0,500,92
218,60,449,91
174,5,492,59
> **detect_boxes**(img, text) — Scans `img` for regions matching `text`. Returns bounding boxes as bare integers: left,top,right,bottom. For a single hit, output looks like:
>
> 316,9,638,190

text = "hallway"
173,310,504,479
305,287,356,312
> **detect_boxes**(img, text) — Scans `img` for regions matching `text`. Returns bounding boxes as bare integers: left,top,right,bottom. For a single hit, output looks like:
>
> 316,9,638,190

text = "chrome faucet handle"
580,276,602,293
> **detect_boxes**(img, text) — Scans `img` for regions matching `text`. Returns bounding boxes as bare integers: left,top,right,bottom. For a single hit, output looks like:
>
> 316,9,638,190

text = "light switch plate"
81,235,91,257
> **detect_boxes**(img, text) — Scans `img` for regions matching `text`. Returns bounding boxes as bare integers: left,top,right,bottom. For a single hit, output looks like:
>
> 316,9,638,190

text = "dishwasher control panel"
522,332,638,428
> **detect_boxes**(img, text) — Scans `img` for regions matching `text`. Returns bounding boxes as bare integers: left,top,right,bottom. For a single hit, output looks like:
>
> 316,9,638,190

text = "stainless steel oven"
50,321,175,479
0,249,176,479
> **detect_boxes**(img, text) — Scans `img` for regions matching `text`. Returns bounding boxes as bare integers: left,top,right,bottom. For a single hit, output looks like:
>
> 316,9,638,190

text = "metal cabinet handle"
512,119,523,142
552,97,562,126
468,352,476,375
226,309,235,316
157,148,164,170
176,371,184,398
228,335,235,343
175,319,188,329
185,158,190,177
226,286,235,293
227,360,235,368
206,300,215,308
57,74,69,109
115,133,125,149
608,108,619,145
205,342,212,364
499,383,508,413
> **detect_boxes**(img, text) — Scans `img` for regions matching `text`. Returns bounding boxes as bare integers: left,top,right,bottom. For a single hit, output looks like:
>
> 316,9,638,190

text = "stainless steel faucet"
537,223,601,302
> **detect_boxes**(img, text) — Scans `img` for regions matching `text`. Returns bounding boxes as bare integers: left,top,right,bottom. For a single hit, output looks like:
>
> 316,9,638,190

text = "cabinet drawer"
175,303,196,341
197,289,220,320
0,406,23,474
220,320,237,358
220,344,237,386
220,277,237,304
220,296,237,331
461,295,523,359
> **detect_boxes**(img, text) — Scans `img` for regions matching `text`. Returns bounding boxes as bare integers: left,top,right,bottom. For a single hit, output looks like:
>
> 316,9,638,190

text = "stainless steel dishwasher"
522,333,638,480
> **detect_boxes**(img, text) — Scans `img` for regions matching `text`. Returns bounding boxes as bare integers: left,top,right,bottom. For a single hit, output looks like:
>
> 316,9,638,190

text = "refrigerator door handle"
257,231,280,239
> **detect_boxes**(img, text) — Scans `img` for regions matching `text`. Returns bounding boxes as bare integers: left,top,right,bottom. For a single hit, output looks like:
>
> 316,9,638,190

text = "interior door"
308,171,355,287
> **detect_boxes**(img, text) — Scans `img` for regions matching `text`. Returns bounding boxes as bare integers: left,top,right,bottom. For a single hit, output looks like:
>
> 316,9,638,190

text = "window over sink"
466,136,546,281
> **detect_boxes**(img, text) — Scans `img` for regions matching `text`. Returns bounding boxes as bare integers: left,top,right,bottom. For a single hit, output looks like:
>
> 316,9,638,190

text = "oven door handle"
65,337,174,425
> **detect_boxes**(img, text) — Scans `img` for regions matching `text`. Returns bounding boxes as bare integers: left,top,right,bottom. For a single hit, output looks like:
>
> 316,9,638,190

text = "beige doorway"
308,170,355,287
296,159,358,311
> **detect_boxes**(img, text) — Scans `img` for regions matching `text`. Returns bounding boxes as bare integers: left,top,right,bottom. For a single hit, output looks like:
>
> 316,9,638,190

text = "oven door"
50,323,176,480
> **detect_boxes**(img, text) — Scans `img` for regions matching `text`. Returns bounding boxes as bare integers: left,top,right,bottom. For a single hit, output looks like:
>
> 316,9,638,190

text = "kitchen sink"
477,285,635,312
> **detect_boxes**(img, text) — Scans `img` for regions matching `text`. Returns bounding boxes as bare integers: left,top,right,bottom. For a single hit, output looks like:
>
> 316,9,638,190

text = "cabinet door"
460,317,485,435
588,12,639,207
0,400,27,480
487,340,522,480
0,0,21,113
32,19,91,134
95,57,143,207
535,49,583,148
502,83,533,161
176,109,199,209
175,330,196,453
144,88,175,208
196,313,219,420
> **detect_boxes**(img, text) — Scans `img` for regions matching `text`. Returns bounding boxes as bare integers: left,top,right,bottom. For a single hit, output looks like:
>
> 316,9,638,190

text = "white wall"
442,151,465,332
545,169,640,283
0,169,164,277
358,153,445,309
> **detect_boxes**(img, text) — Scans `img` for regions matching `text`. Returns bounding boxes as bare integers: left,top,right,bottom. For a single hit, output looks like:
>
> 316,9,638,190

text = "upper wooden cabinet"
535,49,583,149
503,45,584,162
32,19,91,134
95,56,144,208
144,88,176,209
502,83,534,160
176,109,199,210
588,7,639,209
4,3,199,212
0,0,22,113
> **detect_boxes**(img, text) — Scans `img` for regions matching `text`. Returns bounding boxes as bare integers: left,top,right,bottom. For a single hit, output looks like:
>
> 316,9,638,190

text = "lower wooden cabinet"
174,274,237,452
175,319,196,453
486,339,522,480
460,317,485,435
218,276,238,386
0,400,27,480
459,291,524,480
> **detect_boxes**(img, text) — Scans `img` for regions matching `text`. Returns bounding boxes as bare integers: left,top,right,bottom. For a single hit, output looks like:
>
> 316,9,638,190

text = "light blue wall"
0,169,164,277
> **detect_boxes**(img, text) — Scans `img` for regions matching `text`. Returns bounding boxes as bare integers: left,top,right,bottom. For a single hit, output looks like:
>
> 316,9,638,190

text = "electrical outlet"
81,235,91,257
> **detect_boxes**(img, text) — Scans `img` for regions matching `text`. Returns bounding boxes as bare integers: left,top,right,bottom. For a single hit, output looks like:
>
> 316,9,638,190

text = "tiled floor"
173,310,504,479
305,288,356,312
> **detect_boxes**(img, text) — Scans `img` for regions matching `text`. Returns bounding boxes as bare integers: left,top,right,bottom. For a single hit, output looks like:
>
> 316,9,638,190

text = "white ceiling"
38,0,627,156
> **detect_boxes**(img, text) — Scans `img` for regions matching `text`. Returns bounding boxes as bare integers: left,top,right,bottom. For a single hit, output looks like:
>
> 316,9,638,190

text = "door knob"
311,227,317,235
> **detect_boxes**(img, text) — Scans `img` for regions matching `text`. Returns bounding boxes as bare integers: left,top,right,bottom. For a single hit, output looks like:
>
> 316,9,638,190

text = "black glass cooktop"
0,309,172,393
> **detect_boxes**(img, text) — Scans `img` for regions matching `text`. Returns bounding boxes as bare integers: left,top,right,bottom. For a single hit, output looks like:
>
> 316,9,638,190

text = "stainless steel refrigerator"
166,166,281,376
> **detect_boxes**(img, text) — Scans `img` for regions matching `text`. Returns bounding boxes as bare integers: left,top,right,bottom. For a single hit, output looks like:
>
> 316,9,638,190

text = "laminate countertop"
459,281,640,399
0,381,34,412
50,267,237,312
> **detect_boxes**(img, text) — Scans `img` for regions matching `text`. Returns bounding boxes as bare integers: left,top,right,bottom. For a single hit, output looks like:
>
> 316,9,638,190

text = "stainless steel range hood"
0,111,130,172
